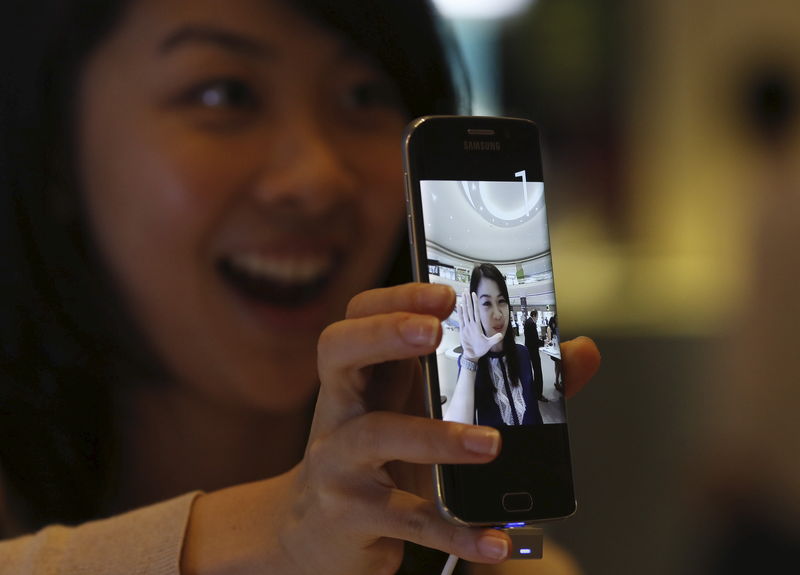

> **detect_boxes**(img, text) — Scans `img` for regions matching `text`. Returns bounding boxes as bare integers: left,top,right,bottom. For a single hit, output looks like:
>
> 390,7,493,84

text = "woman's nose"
251,117,357,215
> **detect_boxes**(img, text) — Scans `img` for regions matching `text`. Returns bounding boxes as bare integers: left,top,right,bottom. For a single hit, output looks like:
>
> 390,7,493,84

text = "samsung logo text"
464,140,501,152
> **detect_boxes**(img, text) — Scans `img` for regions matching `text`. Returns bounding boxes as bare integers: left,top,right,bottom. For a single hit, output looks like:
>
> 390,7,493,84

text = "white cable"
440,553,459,575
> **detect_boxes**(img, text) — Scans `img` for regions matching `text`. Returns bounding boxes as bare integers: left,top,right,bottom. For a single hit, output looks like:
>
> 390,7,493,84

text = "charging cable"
440,553,459,575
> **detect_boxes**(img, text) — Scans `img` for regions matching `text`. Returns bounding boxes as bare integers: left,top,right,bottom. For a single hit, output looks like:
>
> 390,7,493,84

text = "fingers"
366,489,512,564
470,290,480,327
319,312,439,375
461,290,470,324
302,412,509,564
457,290,467,329
314,312,440,437
346,283,455,320
560,336,601,399
456,295,466,331
487,333,503,347
320,412,501,469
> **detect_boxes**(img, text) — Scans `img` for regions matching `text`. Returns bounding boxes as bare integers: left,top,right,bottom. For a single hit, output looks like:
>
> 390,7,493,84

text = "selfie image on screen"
420,178,564,427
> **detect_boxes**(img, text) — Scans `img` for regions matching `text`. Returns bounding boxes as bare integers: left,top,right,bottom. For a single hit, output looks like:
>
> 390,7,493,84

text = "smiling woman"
78,0,415,417
0,0,599,574
1,0,457,525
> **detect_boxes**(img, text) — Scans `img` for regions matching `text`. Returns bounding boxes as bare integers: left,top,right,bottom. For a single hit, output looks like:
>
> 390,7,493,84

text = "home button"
502,492,533,512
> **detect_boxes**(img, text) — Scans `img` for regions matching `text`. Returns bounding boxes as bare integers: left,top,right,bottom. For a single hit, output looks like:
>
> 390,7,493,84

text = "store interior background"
433,0,800,573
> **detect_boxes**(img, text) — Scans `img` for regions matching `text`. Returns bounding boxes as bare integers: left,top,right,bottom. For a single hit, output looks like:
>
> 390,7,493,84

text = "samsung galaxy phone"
403,115,575,526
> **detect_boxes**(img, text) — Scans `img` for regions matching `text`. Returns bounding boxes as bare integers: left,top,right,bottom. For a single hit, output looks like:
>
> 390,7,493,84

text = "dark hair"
468,263,521,389
0,0,466,532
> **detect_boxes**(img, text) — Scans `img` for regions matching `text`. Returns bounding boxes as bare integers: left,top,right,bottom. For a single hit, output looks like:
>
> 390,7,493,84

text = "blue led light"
519,548,532,555
504,522,526,528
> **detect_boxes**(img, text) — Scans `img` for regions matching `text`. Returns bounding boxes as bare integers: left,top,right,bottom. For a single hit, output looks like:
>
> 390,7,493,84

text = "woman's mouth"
218,251,339,308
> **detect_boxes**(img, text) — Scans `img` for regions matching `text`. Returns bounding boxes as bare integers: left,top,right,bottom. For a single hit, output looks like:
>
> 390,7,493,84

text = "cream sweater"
0,492,200,574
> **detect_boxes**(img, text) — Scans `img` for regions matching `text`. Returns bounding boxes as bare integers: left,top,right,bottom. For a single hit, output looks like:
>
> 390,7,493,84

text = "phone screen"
418,177,565,428
404,116,574,525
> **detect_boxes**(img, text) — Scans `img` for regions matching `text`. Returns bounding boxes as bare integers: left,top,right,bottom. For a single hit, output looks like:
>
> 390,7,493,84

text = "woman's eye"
186,78,258,111
173,78,260,130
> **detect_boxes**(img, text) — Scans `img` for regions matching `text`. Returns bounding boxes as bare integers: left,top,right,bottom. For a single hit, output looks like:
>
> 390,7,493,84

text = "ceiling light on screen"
461,180,544,227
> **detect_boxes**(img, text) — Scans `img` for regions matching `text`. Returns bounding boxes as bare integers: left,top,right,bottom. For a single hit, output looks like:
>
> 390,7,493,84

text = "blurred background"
433,0,800,573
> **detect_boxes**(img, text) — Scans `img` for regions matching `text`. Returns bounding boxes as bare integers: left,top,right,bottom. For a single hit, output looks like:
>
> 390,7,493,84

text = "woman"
0,1,600,573
446,264,543,426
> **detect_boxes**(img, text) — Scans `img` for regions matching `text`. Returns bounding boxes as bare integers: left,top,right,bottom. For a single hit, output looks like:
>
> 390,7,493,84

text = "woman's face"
475,277,509,352
79,0,407,409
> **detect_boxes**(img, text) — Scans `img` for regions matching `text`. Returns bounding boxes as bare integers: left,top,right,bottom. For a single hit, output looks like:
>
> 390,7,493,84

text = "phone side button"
502,492,533,512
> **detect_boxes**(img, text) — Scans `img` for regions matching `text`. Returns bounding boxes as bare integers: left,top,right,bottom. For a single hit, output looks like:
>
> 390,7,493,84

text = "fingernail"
431,283,454,304
417,284,454,311
463,426,500,456
478,532,508,561
400,316,438,346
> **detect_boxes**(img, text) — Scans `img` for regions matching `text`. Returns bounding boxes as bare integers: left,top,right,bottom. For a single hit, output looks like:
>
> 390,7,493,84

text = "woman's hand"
181,283,601,575
278,283,511,574
458,289,502,362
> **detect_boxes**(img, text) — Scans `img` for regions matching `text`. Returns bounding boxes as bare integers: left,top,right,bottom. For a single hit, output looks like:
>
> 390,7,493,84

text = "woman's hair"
0,0,467,532
469,263,522,389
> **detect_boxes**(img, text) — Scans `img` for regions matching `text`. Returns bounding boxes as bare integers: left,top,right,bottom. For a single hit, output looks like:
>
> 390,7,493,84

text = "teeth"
227,252,333,284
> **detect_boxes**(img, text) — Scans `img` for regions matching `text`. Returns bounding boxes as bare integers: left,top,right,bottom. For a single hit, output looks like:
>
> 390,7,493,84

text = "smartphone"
402,116,575,526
